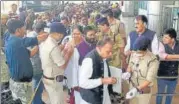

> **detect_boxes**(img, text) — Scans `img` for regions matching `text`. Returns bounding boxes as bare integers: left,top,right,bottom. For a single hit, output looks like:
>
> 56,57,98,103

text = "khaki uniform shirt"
128,51,159,87
96,30,124,68
39,36,65,78
109,19,126,39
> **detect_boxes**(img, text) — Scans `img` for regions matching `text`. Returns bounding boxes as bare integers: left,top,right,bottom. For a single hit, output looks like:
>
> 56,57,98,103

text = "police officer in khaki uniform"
122,36,159,104
101,9,126,45
102,9,128,70
96,17,125,68
39,23,72,104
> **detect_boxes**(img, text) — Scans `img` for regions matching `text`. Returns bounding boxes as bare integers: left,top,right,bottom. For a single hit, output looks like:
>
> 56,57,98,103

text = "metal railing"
147,76,179,104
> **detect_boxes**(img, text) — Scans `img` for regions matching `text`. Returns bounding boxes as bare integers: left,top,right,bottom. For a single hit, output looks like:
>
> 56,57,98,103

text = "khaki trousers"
43,78,64,104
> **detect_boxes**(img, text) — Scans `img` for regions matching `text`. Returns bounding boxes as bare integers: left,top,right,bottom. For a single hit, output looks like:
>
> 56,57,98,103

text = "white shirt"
79,58,111,104
26,31,38,50
39,36,65,77
103,59,111,104
64,48,80,88
27,31,38,37
124,33,159,55
79,58,102,89
63,35,79,88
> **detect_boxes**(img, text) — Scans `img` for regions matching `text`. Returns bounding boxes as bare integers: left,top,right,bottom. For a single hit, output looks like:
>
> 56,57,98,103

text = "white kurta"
79,58,111,104
64,48,79,88
103,59,112,104
64,48,82,104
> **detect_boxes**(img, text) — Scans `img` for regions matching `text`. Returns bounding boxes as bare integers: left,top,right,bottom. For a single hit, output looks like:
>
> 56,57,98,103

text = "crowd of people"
1,2,179,104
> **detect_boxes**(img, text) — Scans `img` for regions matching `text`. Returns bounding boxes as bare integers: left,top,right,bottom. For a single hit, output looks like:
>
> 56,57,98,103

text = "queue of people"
1,2,179,104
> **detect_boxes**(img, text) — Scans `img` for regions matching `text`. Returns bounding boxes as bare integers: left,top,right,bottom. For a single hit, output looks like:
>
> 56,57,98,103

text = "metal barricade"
148,76,179,104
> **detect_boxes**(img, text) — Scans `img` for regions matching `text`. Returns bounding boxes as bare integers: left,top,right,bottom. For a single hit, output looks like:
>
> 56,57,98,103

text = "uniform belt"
43,74,55,80
43,74,65,82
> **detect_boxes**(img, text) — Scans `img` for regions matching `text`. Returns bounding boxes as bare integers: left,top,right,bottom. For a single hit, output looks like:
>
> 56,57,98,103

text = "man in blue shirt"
5,19,48,104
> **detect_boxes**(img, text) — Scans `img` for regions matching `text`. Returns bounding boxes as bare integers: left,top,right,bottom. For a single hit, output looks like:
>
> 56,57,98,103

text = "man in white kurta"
79,58,112,104
79,37,117,104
